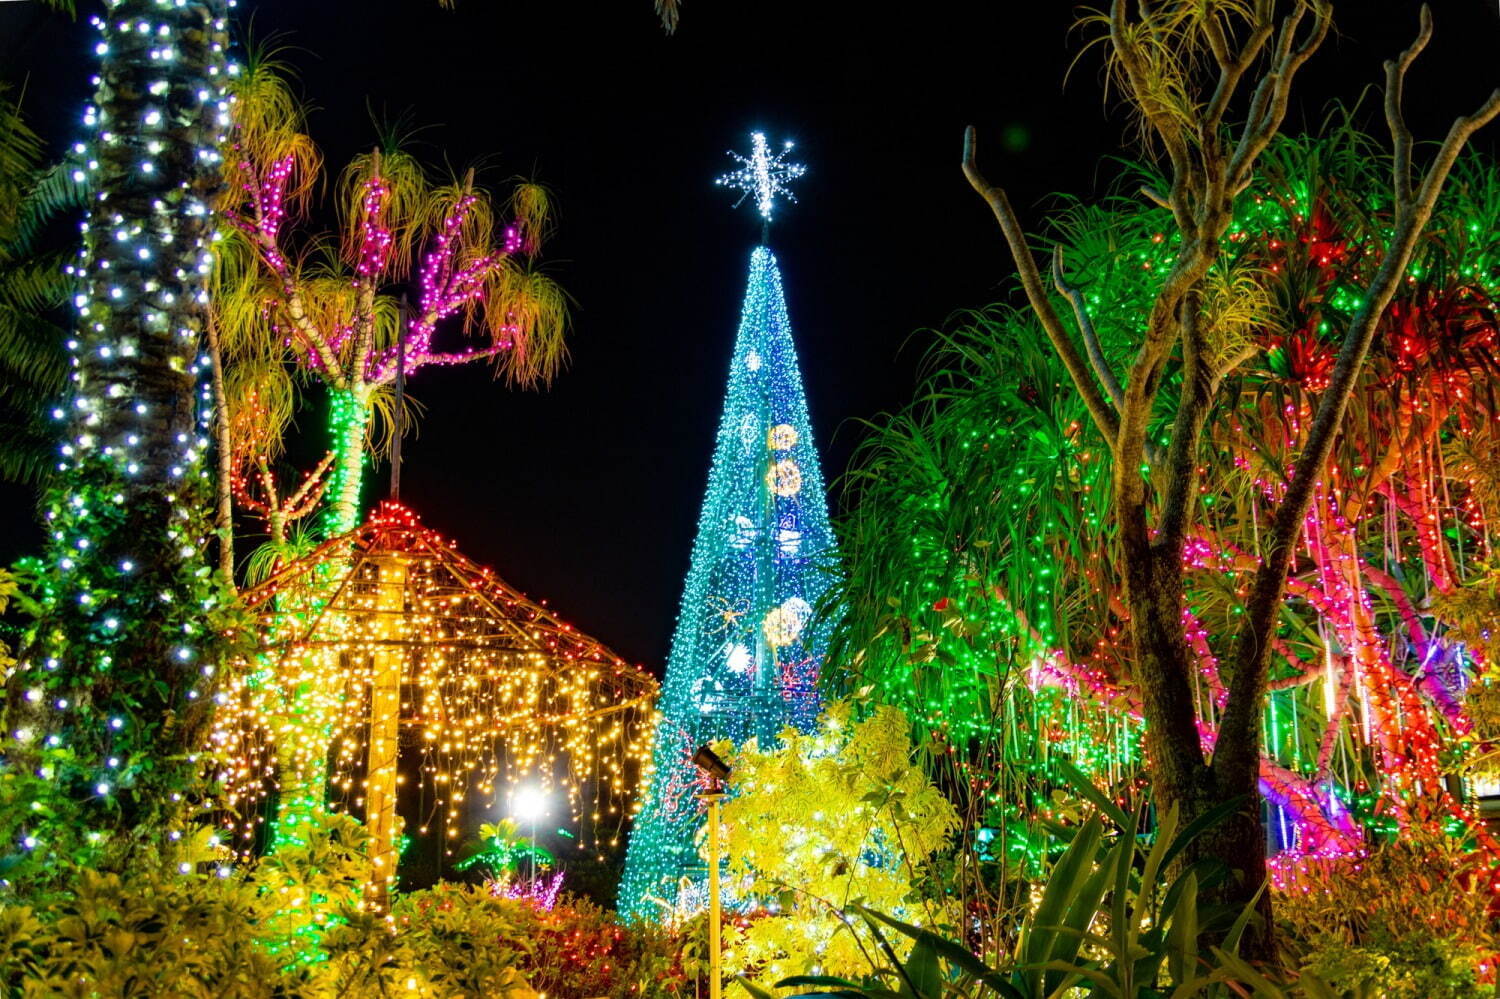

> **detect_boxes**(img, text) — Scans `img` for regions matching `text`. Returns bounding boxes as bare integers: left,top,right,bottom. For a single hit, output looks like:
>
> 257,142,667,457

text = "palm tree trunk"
4,0,233,834
320,386,372,537
207,314,236,586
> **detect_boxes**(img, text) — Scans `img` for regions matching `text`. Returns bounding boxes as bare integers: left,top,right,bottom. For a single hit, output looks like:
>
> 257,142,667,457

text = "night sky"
2,1,1498,672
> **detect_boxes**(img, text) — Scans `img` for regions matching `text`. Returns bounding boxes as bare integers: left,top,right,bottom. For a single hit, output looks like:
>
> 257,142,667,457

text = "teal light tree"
620,134,836,919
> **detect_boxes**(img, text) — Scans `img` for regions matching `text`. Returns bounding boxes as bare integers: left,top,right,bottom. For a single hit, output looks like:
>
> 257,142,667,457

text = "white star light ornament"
717,132,806,221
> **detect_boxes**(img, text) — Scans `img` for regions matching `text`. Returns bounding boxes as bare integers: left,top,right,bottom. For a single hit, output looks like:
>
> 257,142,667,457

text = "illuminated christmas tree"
620,134,836,919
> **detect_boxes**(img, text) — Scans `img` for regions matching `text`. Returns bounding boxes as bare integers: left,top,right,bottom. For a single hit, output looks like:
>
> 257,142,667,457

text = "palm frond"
422,177,496,258
223,54,320,220
7,162,88,256
0,89,44,225
243,524,320,587
0,413,58,486
509,181,554,252
338,146,427,277
485,263,570,387
0,301,68,390
0,88,73,488
365,383,425,460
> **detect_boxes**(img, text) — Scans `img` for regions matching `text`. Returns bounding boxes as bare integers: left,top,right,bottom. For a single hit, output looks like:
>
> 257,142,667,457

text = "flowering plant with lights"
714,703,960,982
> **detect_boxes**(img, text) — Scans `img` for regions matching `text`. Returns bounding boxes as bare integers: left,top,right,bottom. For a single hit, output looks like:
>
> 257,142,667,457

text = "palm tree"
217,64,568,541
0,86,83,486
3,0,235,836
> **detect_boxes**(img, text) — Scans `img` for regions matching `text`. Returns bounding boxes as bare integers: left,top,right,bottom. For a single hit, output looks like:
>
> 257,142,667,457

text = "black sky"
1,1,1498,670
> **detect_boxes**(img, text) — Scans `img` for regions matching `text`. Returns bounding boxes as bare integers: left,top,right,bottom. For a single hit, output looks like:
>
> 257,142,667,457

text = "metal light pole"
704,789,725,999
692,745,732,999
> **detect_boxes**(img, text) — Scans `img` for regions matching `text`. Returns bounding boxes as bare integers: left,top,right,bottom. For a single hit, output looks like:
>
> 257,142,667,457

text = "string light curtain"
214,501,657,884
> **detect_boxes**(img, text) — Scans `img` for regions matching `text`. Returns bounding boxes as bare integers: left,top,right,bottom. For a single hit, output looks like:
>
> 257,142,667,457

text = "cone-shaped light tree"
620,134,837,919
3,0,235,834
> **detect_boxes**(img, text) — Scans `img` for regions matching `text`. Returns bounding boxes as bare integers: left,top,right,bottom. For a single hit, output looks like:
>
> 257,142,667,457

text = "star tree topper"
716,132,806,222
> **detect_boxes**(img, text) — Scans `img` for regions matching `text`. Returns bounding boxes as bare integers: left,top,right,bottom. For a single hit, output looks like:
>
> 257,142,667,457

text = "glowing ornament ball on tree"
619,133,838,920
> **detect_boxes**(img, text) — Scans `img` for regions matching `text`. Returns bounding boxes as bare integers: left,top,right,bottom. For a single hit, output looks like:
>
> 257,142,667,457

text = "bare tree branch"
1156,292,1215,548
1385,3,1433,213
1200,1,1276,149
1228,2,1331,193
1052,246,1126,411
962,127,1121,448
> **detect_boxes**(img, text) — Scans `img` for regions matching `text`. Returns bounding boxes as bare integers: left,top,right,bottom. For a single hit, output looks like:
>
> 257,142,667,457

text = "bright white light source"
716,132,805,221
509,785,548,822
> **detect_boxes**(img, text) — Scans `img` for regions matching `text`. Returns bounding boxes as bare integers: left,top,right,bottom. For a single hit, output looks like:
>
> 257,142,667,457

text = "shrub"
717,703,961,982
401,885,693,999
0,811,693,998
1274,821,1500,997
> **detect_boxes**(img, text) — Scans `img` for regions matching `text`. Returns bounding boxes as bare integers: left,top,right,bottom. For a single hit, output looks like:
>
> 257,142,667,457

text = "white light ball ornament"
763,596,813,648
766,458,802,498
725,643,753,675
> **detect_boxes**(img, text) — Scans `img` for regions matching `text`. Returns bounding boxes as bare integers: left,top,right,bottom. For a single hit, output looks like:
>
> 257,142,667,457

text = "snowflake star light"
716,132,806,221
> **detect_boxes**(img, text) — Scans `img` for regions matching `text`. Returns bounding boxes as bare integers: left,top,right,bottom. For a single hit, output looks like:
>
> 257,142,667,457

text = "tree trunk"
1122,524,1273,956
263,386,369,849
4,0,232,834
206,314,236,586
320,386,371,537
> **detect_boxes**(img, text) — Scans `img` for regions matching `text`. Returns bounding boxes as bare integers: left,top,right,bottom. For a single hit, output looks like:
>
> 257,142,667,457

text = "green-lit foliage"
833,113,1500,909
453,819,554,876
0,799,692,998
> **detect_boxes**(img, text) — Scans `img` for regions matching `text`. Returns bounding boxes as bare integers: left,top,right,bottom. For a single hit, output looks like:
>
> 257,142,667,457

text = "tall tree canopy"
836,1,1500,949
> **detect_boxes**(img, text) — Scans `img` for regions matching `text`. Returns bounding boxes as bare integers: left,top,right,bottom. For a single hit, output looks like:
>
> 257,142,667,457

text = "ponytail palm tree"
210,66,569,845
218,66,568,541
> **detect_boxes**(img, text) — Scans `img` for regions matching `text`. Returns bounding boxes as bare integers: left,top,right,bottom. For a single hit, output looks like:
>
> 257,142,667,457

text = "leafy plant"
717,703,961,981
454,818,554,877
739,772,1284,999
1274,819,1499,999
